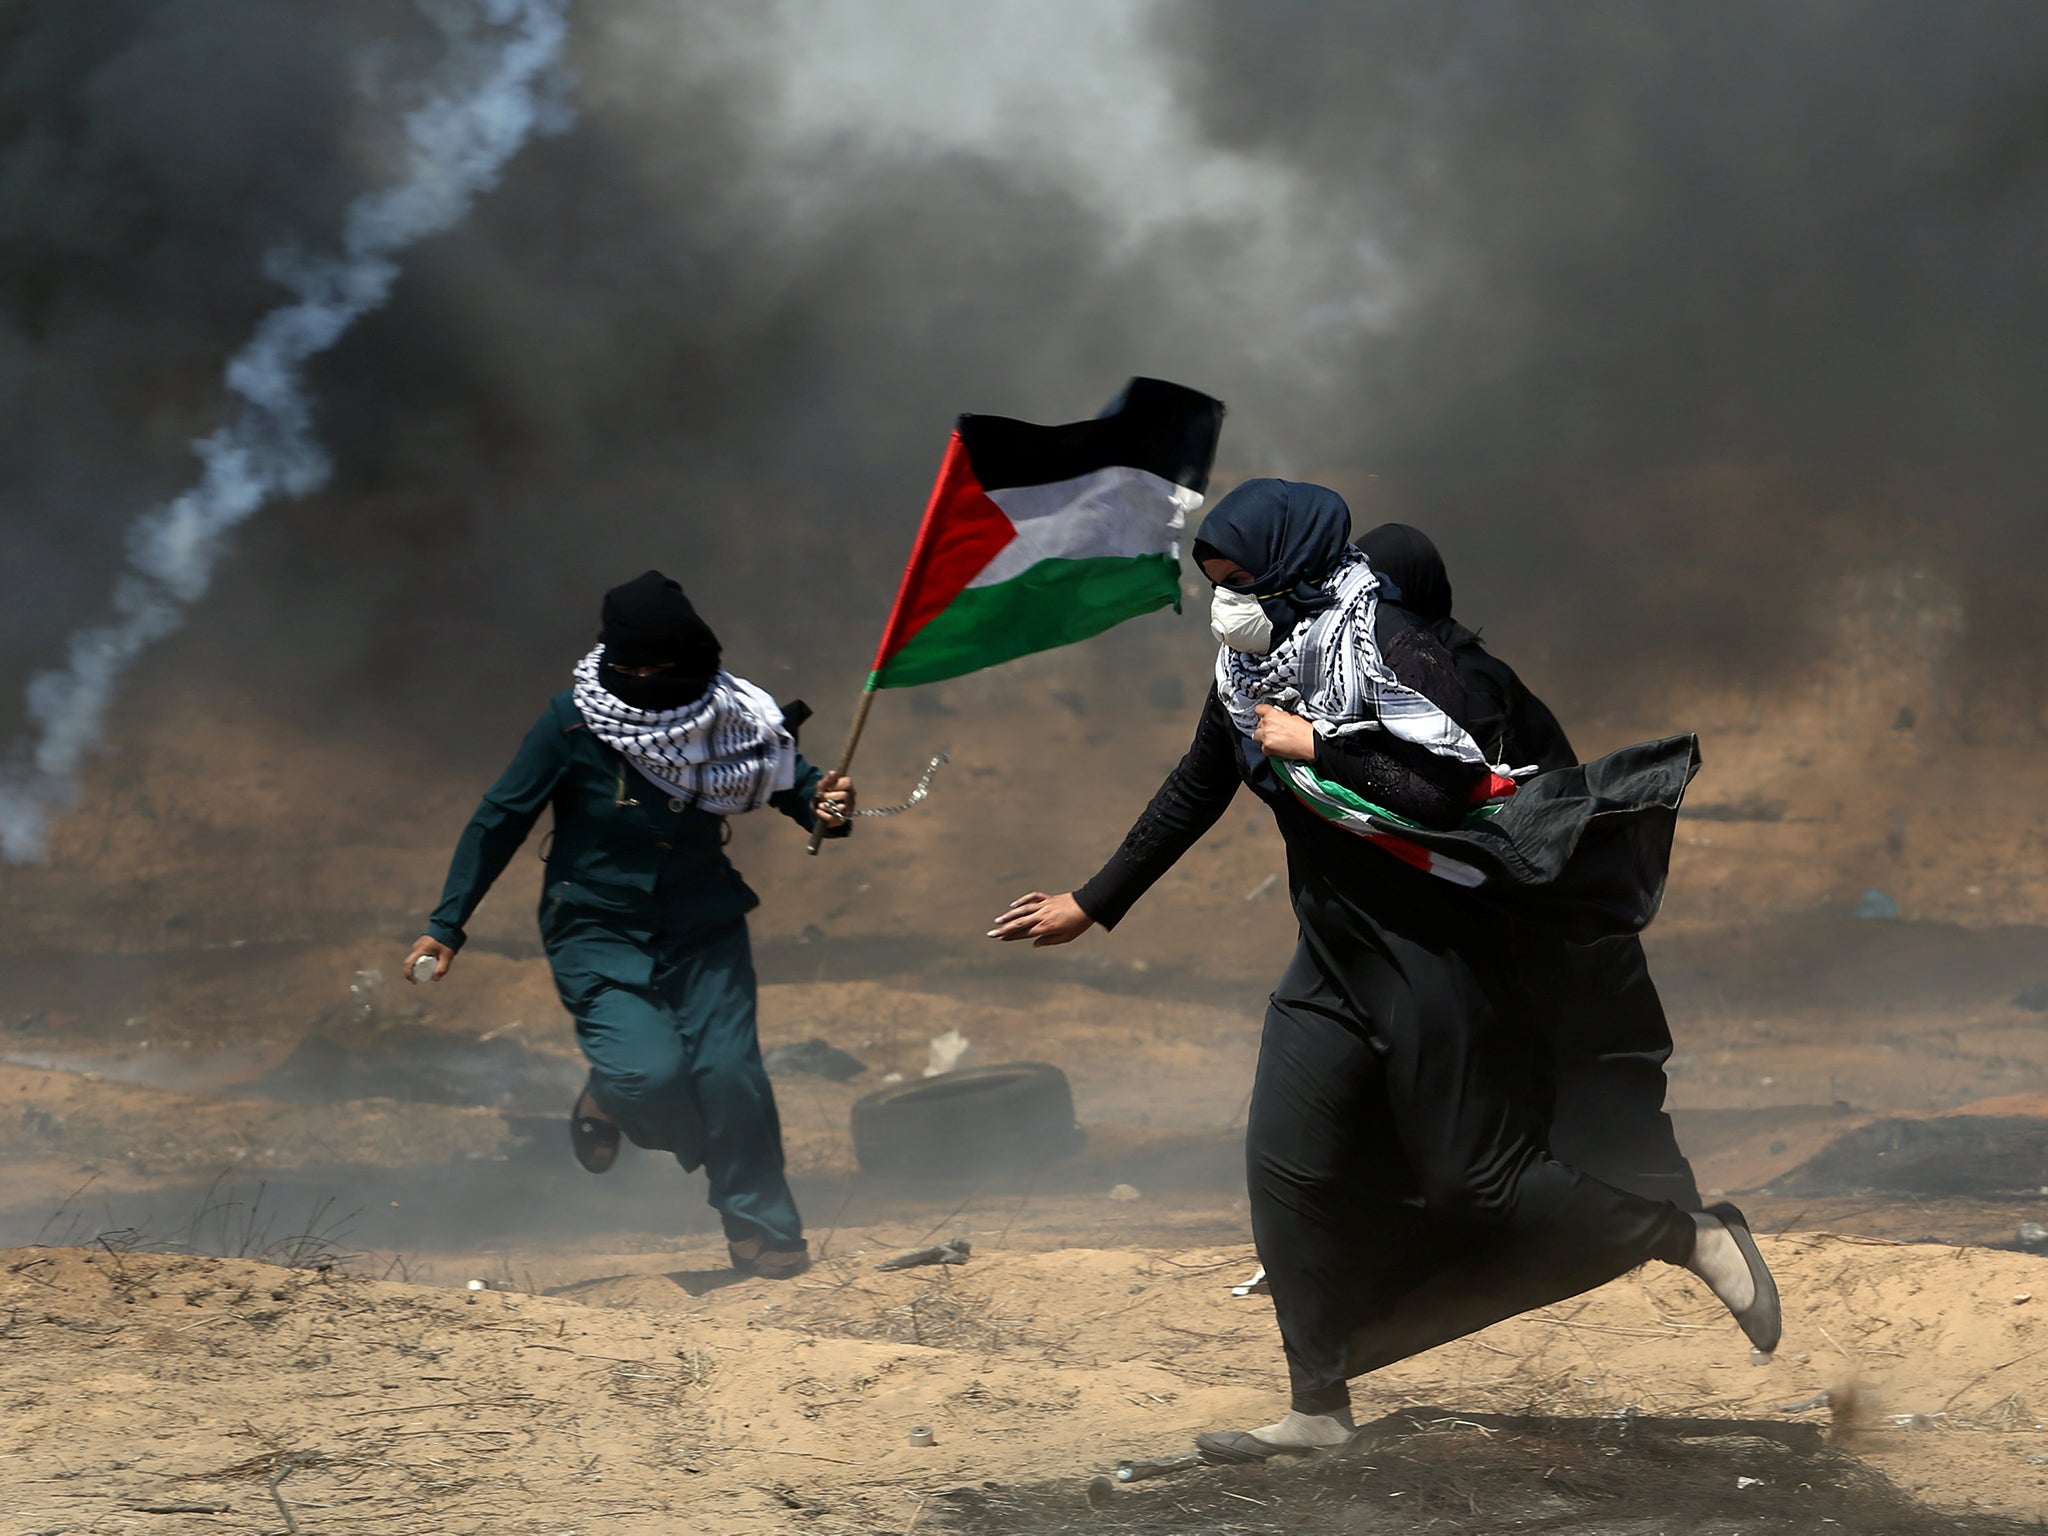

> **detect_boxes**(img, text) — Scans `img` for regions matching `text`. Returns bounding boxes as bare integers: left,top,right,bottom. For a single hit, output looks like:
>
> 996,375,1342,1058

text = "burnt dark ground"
941,1411,2039,1536
1770,1117,2048,1203
7,914,2048,1255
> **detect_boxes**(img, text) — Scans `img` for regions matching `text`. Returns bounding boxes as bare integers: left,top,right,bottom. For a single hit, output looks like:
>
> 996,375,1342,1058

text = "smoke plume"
6,0,2048,866
1152,1,2048,715
0,0,573,860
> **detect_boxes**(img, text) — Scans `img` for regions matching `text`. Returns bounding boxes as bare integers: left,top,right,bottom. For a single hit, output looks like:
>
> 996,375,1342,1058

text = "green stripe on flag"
872,554,1180,689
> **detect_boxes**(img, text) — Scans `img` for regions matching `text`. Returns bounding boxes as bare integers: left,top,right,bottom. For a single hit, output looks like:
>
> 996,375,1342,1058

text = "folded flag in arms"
868,377,1225,689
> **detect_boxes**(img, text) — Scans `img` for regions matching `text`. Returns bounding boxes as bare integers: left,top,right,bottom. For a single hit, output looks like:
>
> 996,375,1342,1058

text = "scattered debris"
1107,1184,1141,1203
907,1424,936,1447
128,1504,232,1515
1117,1453,1203,1483
466,1279,489,1292
1778,1392,1832,1413
2014,982,2048,1012
923,1029,973,1078
1244,873,1280,902
2017,1222,2048,1251
762,1037,868,1082
349,968,386,1026
254,1024,577,1108
877,1238,972,1271
1736,1476,1764,1489
1685,796,1787,823
1856,887,1900,920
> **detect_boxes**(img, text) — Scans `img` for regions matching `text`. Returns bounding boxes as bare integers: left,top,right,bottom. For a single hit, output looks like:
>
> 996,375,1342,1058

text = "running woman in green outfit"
405,571,854,1279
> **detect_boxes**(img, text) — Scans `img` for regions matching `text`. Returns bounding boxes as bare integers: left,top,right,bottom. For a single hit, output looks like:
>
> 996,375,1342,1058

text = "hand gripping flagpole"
805,683,877,855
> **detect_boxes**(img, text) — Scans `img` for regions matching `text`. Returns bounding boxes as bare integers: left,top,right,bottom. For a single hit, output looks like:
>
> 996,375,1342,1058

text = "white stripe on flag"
972,466,1202,588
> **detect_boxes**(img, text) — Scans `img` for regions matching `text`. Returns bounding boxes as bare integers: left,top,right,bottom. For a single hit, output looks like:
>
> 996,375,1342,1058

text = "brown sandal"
570,1087,620,1174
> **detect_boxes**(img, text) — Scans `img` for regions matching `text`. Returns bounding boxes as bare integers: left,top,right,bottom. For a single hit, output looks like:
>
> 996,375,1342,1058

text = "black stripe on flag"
957,376,1225,494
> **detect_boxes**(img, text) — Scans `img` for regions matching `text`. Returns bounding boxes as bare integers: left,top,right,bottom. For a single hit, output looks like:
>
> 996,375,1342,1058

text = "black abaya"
1076,684,1696,1411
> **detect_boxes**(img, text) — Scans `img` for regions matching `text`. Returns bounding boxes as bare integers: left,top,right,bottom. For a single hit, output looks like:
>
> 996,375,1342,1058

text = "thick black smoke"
1156,0,2048,723
6,0,2048,786
0,1,1259,771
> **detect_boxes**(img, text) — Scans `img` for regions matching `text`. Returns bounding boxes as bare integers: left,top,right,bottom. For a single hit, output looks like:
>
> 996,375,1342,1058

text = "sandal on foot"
728,1238,810,1280
1195,1430,1317,1464
569,1088,620,1174
1705,1201,1782,1354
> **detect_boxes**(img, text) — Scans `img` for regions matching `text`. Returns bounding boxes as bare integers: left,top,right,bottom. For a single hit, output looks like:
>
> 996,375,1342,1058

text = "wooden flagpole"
806,427,966,854
806,681,877,855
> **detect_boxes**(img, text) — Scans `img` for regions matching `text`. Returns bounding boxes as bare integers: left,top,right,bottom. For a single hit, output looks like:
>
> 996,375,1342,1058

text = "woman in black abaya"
991,480,1776,1458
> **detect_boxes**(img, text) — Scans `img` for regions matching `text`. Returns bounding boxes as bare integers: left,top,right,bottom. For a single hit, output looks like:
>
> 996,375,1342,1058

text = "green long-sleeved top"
426,692,844,967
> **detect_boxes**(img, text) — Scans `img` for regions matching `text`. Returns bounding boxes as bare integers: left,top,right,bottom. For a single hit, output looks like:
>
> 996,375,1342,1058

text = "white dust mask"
1209,586,1275,655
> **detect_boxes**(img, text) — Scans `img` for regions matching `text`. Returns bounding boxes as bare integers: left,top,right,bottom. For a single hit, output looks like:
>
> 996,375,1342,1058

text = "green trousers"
549,916,803,1250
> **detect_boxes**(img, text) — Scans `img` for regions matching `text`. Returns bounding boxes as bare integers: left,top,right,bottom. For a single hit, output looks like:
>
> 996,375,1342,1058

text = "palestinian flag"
867,377,1225,689
1274,758,1520,888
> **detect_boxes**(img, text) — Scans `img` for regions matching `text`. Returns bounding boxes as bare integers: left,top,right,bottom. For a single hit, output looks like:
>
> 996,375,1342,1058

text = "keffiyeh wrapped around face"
1215,548,1493,770
571,647,795,815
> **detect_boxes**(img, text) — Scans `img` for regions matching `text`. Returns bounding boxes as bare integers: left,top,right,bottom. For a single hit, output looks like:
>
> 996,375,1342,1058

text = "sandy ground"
6,613,2048,1525
4,1234,2046,1534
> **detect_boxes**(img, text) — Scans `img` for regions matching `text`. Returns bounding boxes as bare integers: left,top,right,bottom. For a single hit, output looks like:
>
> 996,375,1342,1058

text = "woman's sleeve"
1073,689,1241,929
425,704,571,950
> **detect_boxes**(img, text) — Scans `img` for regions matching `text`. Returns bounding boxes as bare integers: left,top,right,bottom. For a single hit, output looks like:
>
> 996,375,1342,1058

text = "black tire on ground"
850,1061,1084,1180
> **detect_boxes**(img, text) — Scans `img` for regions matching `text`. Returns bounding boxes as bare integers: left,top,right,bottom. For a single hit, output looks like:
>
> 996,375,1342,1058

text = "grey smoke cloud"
4,0,2047,837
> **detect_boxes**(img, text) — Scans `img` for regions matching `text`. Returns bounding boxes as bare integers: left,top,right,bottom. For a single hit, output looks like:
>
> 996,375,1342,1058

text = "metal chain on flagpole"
837,752,949,816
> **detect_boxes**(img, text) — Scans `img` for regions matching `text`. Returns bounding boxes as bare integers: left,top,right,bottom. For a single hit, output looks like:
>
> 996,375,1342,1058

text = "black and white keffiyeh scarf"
1215,548,1493,770
571,647,795,815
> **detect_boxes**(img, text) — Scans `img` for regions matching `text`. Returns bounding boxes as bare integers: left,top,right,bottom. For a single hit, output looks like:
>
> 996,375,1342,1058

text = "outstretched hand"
987,891,1095,947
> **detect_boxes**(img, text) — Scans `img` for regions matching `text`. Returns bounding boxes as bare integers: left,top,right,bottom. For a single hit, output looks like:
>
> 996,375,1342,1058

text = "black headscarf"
597,570,720,711
1190,478,1354,638
1357,523,1454,626
1356,524,1577,771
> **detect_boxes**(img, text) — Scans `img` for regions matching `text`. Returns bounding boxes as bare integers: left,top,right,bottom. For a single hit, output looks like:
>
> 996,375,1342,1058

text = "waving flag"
867,378,1225,689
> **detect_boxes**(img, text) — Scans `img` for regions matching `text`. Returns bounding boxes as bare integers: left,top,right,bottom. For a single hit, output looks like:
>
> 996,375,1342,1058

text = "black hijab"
1191,478,1354,638
1357,523,1454,626
597,570,720,711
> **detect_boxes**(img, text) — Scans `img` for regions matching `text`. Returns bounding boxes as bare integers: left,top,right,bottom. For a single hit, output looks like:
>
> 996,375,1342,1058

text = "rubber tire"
851,1061,1083,1180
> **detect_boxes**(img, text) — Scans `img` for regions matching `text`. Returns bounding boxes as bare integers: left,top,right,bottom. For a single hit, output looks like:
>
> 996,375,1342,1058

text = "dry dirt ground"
5,1234,2047,1534
7,601,2048,1527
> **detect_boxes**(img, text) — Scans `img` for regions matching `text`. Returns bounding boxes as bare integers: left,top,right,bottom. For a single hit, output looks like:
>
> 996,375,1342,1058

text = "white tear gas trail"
0,0,574,864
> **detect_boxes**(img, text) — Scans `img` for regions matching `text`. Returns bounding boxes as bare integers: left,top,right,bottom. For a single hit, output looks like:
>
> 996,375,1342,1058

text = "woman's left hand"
816,770,856,827
1252,704,1316,762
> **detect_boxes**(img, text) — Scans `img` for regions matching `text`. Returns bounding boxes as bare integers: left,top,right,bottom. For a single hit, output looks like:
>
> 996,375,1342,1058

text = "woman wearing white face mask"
989,478,1777,1463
